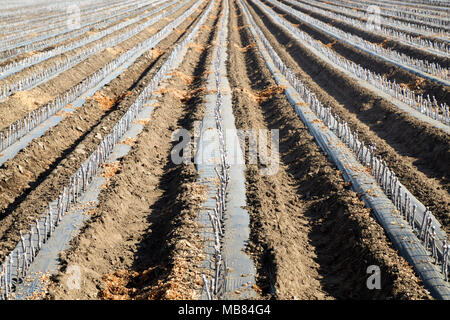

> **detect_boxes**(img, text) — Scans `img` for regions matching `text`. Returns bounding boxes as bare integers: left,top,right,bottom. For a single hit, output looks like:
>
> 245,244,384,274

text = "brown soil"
0,0,207,264
44,0,222,300
246,0,450,233
228,0,432,300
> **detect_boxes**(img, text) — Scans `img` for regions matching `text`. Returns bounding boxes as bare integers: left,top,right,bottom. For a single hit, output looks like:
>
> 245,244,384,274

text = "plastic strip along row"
0,0,155,62
265,0,449,82
319,0,450,38
0,0,130,51
0,0,159,66
0,0,211,300
201,0,230,301
0,0,188,154
0,0,172,80
284,0,449,57
241,0,450,286
0,0,184,99
251,0,450,127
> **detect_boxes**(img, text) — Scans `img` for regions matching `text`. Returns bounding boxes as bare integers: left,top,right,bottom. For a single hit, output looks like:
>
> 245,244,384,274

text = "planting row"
288,0,449,57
